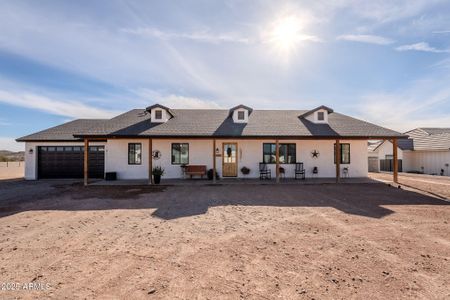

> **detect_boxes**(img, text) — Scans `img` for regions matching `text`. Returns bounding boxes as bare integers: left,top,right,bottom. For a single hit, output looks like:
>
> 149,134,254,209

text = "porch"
82,137,401,186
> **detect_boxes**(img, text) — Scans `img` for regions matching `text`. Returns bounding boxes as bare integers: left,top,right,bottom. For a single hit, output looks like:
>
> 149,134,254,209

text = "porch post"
213,139,216,184
393,138,398,183
335,139,340,183
149,138,153,184
276,139,280,183
84,138,89,186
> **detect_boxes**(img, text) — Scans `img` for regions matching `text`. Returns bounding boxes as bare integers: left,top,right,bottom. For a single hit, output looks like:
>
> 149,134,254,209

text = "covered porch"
82,137,401,186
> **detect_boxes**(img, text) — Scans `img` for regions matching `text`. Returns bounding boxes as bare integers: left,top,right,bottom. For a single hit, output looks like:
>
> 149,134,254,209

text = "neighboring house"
17,104,404,182
368,140,404,173
368,128,450,176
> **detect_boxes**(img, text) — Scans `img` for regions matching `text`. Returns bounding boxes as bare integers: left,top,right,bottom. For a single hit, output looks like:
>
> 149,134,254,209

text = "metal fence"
380,159,403,172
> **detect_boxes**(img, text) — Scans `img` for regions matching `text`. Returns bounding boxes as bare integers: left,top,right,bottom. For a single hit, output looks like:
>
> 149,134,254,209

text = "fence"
0,161,25,179
0,161,24,167
380,159,403,172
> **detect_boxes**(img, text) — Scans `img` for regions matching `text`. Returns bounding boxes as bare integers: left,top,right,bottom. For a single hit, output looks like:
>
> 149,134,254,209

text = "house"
368,128,450,176
368,140,405,173
17,104,405,184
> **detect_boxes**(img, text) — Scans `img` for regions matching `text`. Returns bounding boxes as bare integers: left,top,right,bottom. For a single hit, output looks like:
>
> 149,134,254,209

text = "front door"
222,143,238,177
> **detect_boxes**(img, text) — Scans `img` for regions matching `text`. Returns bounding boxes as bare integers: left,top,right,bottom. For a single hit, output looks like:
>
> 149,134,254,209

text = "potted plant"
207,169,219,180
152,166,165,184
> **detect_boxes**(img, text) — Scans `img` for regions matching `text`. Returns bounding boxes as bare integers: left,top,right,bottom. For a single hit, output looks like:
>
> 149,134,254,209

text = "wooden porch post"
393,138,398,183
84,138,89,186
213,139,216,184
335,139,340,183
149,138,153,184
276,139,280,183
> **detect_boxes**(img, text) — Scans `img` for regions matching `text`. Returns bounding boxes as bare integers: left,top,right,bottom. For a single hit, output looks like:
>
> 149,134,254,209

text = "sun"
268,15,304,53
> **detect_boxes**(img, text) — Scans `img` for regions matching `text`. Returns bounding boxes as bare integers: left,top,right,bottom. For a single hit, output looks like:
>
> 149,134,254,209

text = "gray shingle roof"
17,108,405,141
404,128,450,151
16,119,107,141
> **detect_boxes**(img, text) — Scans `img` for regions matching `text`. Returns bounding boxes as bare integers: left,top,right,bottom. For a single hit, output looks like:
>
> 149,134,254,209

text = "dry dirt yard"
370,172,450,200
0,180,449,299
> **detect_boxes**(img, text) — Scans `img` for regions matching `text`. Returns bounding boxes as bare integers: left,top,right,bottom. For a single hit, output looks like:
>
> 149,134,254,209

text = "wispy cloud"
132,88,222,109
432,30,450,34
0,90,120,119
337,34,394,45
356,77,450,132
121,27,251,44
395,42,450,53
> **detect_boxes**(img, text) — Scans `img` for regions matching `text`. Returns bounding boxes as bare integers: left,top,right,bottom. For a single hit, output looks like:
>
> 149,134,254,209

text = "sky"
1,0,450,151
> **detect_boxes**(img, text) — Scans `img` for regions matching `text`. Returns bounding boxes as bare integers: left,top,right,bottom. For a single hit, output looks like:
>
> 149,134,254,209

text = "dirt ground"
370,172,450,200
0,180,449,299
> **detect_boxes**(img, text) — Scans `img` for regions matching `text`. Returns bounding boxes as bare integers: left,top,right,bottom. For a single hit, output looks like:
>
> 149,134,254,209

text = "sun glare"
268,16,303,53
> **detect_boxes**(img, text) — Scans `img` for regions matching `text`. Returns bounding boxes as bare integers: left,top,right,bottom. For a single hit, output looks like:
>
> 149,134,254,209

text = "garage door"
38,146,104,179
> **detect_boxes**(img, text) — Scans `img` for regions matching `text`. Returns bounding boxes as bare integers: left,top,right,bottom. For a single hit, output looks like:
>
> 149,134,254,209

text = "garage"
38,146,104,179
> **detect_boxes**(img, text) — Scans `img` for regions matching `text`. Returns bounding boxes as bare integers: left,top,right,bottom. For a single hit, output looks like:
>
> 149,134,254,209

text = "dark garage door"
38,146,105,179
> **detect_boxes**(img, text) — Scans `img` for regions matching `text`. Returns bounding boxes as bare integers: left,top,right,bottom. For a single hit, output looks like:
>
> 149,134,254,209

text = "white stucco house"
17,104,404,183
368,128,450,176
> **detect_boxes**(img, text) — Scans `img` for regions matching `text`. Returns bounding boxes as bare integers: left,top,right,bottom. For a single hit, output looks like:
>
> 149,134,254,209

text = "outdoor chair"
295,162,306,180
342,167,349,178
259,163,271,180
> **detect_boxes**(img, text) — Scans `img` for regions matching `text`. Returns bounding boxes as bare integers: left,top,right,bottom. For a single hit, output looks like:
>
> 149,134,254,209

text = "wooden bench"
185,165,207,178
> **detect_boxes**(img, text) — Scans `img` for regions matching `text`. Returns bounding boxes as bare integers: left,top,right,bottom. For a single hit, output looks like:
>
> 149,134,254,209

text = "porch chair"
259,163,271,180
295,162,306,180
342,167,349,178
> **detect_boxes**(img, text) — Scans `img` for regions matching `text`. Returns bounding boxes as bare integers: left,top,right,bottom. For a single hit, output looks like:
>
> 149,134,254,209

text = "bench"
185,165,207,178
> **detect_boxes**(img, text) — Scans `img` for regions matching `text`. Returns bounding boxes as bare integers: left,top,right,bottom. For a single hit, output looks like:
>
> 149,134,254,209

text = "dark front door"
38,146,105,179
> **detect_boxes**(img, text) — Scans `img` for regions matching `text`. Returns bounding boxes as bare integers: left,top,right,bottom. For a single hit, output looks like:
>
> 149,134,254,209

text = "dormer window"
229,104,253,124
300,105,333,124
145,104,174,123
317,111,324,121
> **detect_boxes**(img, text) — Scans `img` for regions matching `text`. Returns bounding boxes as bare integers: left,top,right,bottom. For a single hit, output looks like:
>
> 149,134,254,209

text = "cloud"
0,137,24,152
0,90,120,119
395,42,450,53
132,88,222,109
337,34,394,45
159,95,223,109
432,30,450,34
121,27,251,44
355,77,450,132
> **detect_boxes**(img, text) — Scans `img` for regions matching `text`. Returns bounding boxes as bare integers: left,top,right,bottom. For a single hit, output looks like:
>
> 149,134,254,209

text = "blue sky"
1,0,450,151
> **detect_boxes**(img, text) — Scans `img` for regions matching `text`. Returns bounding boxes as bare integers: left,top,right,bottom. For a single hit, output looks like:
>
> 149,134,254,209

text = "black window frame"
155,110,163,119
262,143,296,164
171,143,189,165
128,143,142,165
334,143,350,164
237,111,245,120
317,111,325,121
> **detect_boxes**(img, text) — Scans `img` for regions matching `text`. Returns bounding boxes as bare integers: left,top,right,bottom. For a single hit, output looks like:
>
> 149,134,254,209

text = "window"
128,143,142,165
237,111,245,120
263,143,296,164
155,110,162,119
171,143,189,165
317,111,325,121
334,143,350,164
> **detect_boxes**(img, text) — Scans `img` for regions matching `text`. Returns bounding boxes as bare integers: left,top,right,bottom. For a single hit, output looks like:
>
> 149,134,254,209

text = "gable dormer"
145,104,174,123
229,104,253,123
300,105,333,124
